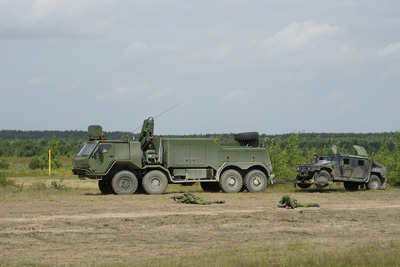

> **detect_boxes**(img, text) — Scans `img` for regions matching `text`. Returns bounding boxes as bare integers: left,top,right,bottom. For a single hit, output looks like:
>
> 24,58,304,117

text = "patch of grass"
123,240,400,267
28,179,68,191
30,181,48,191
0,172,15,187
0,156,73,177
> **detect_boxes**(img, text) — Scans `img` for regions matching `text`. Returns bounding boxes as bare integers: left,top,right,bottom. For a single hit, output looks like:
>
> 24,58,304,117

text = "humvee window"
343,158,350,165
358,160,364,166
331,155,340,162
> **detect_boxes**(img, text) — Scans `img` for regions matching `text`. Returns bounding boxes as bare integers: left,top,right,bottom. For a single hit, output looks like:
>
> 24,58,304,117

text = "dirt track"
0,180,399,265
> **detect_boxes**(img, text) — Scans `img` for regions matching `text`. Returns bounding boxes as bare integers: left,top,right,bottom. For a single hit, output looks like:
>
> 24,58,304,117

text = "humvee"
295,145,387,190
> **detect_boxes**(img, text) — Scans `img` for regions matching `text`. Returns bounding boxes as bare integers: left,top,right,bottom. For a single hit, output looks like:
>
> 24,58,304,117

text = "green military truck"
72,118,274,195
294,145,387,190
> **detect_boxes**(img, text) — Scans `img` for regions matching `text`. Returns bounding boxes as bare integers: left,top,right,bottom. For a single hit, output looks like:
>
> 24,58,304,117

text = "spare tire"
234,132,259,141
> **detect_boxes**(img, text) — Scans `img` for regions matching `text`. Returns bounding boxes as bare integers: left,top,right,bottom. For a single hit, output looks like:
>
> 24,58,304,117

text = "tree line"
0,130,399,186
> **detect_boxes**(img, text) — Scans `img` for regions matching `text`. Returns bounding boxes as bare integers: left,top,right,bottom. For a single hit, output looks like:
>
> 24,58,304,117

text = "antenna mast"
131,104,179,134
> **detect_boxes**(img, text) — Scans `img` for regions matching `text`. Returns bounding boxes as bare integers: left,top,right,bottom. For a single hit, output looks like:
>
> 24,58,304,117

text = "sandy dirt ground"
0,179,399,265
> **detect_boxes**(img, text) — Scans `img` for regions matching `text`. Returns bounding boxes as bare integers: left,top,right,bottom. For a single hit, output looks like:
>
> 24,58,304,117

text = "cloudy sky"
1,0,399,135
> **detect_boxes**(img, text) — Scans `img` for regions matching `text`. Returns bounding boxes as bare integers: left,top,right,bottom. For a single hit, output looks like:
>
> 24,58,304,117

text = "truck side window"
97,144,111,154
343,158,350,165
358,160,364,166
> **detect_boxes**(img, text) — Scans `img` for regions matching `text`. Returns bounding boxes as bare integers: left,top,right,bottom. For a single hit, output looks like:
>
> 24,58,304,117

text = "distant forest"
0,129,397,157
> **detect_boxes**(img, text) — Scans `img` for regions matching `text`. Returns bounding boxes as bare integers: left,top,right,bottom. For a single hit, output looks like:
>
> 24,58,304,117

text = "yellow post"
49,149,51,176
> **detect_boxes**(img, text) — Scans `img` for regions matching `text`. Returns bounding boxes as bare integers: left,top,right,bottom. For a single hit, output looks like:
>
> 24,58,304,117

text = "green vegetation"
265,132,400,186
132,240,400,267
0,130,399,186
0,172,16,187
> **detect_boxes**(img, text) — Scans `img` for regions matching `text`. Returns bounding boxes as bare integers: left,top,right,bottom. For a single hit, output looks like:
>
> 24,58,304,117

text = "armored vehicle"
72,118,274,195
295,145,387,190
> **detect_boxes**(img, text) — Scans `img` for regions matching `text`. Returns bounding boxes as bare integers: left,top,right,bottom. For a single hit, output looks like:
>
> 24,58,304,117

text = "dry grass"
1,157,399,266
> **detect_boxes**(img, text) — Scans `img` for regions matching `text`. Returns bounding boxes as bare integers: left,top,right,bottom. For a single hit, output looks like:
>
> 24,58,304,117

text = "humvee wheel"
219,169,243,193
244,170,267,193
111,171,138,195
367,175,381,190
142,170,168,195
315,170,330,188
343,182,359,191
297,183,312,189
98,180,115,194
200,182,221,192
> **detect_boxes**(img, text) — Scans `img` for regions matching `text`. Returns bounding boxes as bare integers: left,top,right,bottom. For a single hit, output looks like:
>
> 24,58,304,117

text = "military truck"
294,145,387,190
72,117,274,195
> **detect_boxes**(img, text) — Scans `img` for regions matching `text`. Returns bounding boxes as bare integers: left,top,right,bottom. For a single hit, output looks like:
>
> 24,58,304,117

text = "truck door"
89,144,115,174
340,157,353,178
352,158,368,179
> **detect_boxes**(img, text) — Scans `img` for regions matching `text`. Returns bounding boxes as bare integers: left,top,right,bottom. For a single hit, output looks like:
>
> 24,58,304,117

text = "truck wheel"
343,182,359,191
297,183,312,189
315,170,330,188
244,170,267,193
98,180,115,194
367,175,381,190
234,132,259,141
219,169,243,193
296,175,312,189
142,170,168,195
200,182,221,192
111,171,138,195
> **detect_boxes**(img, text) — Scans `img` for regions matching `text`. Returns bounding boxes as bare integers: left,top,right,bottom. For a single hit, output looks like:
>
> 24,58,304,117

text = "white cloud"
27,77,47,86
378,42,400,57
222,89,246,102
117,41,177,65
262,20,342,56
287,90,305,104
95,84,150,102
29,0,57,23
148,87,177,100
188,45,229,61
322,91,346,104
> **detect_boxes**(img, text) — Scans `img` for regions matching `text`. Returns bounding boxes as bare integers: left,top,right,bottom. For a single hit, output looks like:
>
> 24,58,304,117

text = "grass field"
0,157,399,266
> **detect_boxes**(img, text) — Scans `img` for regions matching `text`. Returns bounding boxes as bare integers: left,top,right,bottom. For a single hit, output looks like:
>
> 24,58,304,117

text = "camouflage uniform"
278,195,319,209
177,192,224,205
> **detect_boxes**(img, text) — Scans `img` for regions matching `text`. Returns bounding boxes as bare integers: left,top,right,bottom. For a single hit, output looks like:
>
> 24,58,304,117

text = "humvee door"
354,145,368,157
339,156,368,180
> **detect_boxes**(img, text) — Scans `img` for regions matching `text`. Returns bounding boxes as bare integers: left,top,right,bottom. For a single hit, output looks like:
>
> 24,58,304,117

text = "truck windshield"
76,143,98,157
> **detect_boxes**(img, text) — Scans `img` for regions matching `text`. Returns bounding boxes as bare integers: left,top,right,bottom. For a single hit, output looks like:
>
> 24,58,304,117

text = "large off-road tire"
219,169,243,193
343,181,359,191
200,182,221,192
315,170,331,188
98,180,115,194
367,175,381,190
297,183,312,189
234,132,259,141
111,171,138,195
244,170,267,193
142,170,168,195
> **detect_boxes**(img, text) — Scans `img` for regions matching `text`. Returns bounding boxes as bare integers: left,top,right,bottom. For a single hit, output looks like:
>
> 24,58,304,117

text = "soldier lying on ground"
278,195,320,209
172,192,225,205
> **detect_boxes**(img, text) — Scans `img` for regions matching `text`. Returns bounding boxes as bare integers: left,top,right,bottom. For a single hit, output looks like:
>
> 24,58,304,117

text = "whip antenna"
154,103,179,119
131,104,179,134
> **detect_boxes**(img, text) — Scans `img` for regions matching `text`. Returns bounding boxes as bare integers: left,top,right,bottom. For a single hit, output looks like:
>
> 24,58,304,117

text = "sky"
0,0,399,135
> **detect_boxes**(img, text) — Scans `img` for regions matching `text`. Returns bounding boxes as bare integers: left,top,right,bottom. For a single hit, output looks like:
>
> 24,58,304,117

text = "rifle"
171,196,184,201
